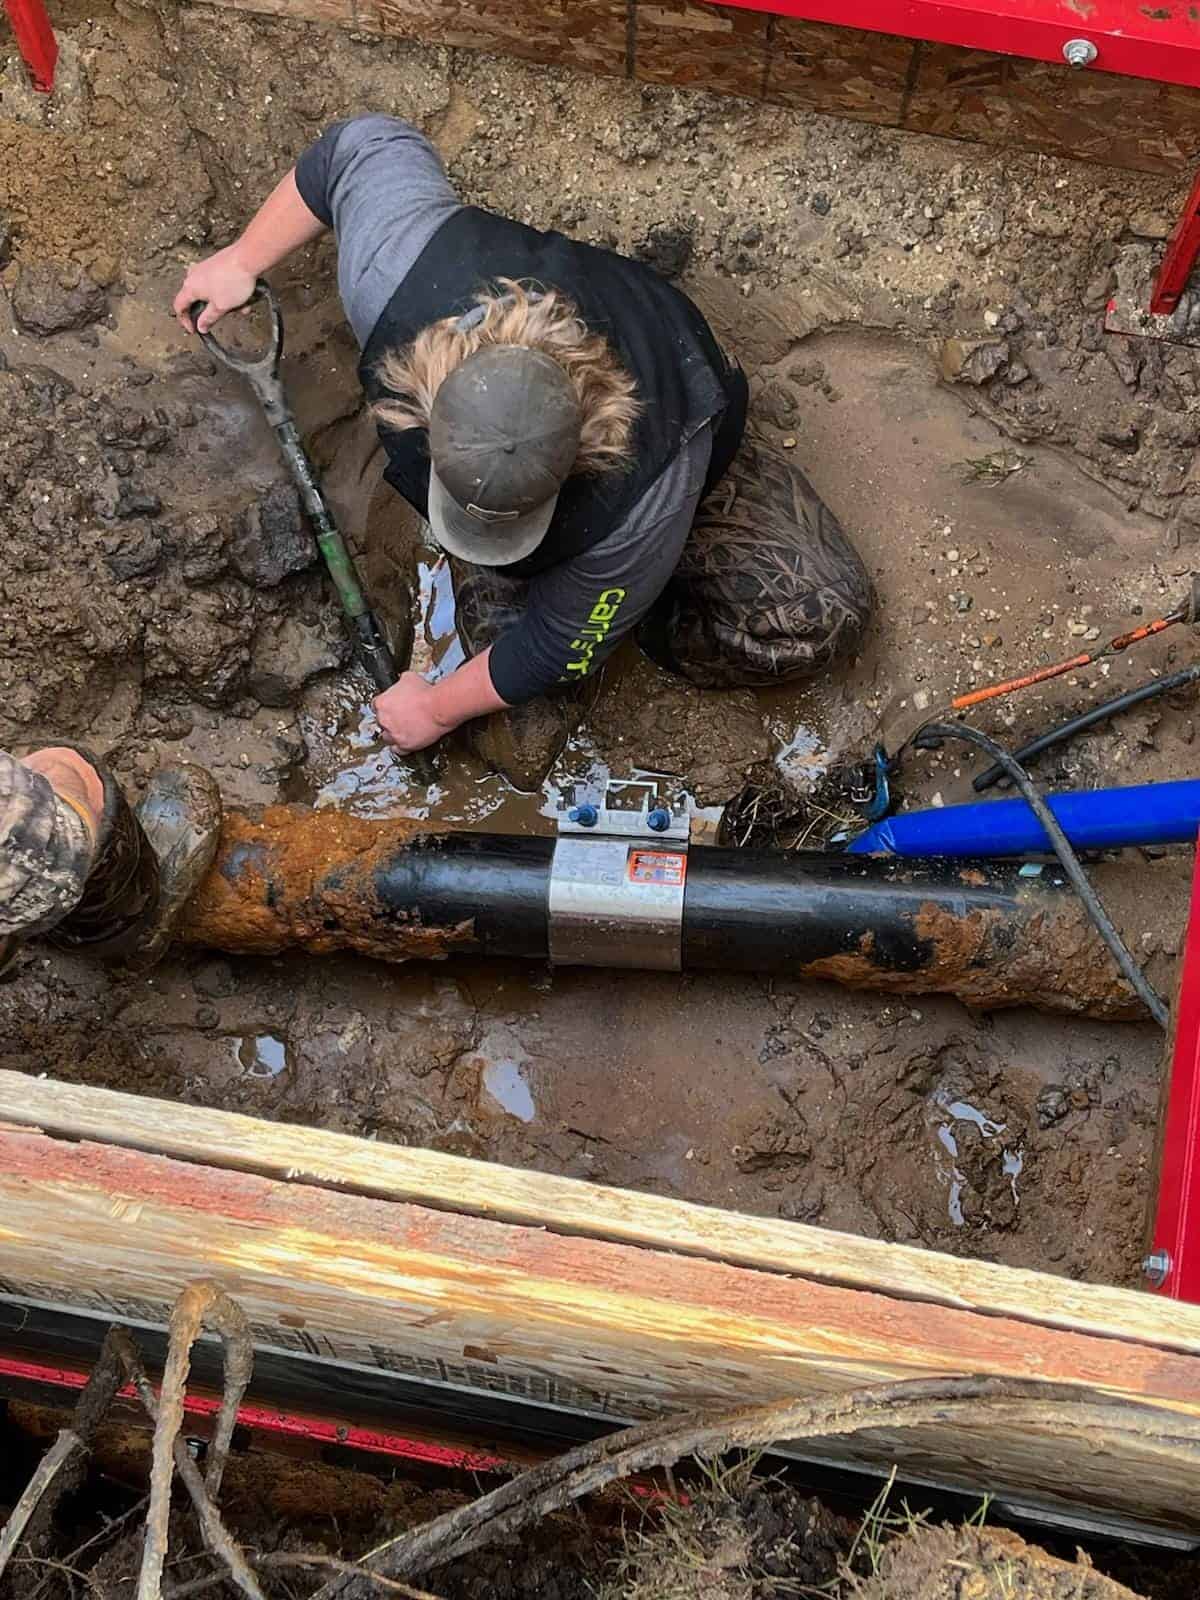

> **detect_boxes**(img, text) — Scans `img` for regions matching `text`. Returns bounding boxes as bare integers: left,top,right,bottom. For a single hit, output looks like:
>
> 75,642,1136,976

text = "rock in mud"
143,588,254,708
939,337,1009,386
1037,1085,1069,1128
633,220,694,280
12,261,108,335
102,524,163,580
180,513,229,585
1169,491,1200,547
231,482,314,588
247,613,351,707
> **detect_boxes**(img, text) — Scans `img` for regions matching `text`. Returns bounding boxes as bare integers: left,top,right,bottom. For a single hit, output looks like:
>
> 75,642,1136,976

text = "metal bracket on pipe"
549,779,691,971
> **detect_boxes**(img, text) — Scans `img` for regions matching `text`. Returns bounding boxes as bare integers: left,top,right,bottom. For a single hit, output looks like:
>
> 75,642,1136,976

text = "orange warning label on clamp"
627,849,687,887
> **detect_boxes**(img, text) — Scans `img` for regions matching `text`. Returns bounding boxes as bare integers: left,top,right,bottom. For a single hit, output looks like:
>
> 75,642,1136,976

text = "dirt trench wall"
195,0,1200,174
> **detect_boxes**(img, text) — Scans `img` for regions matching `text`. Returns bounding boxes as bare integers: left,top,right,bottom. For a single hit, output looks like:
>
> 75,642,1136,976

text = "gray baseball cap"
427,346,582,566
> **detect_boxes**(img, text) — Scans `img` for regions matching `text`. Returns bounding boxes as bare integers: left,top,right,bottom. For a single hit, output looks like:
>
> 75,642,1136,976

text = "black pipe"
972,663,1200,792
681,847,1029,973
372,833,554,961
182,814,1145,1016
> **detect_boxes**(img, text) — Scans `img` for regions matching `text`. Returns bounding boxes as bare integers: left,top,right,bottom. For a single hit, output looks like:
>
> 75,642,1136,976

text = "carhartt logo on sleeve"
563,588,627,677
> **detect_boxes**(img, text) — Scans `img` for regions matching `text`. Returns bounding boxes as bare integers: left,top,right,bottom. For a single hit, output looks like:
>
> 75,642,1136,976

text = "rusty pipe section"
178,805,1146,1019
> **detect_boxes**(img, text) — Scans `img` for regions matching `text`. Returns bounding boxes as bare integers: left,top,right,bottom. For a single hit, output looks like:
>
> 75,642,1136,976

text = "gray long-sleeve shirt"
295,115,711,704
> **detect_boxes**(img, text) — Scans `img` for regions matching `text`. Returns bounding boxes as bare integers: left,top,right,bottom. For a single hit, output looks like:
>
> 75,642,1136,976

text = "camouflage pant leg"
0,752,94,940
448,559,533,658
649,440,875,690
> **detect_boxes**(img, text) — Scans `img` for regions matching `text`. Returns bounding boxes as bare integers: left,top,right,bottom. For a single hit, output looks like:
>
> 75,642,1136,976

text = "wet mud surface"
2,1,1197,1294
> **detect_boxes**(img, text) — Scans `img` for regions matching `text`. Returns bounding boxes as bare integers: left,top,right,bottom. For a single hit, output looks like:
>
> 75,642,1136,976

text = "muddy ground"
3,0,1200,1299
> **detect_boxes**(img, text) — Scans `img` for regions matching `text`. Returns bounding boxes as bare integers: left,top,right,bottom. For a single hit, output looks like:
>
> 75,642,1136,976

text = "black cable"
916,722,1170,1029
973,663,1200,792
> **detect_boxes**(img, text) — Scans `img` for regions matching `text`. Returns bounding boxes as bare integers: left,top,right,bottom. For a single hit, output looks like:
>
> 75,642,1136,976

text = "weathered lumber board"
1,1069,1200,1360
1,1120,1200,1529
188,0,1200,174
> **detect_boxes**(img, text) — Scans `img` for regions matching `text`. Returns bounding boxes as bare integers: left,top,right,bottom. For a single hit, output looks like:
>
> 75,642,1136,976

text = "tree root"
0,1328,128,1586
123,1280,254,1600
109,1327,266,1600
310,1375,1200,1600
0,1434,84,1585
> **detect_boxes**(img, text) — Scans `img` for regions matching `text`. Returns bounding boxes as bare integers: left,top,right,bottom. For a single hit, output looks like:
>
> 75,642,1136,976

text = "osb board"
765,15,916,124
635,0,768,102
192,0,1200,173
905,43,1200,176
4,1068,1200,1357
354,0,628,75
3,1125,1200,1528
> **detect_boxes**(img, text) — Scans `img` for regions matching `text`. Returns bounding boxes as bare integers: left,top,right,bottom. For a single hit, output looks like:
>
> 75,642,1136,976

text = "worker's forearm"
430,648,511,731
230,170,326,276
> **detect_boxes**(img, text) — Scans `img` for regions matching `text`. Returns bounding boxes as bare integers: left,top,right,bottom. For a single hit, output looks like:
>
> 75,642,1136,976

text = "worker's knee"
0,749,97,943
656,442,874,689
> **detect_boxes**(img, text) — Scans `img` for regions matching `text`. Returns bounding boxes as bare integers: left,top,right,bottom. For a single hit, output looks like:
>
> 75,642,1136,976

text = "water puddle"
414,557,465,681
233,1033,289,1078
293,679,725,848
772,722,828,788
482,1058,536,1122
930,1091,1023,1227
290,548,728,838
477,1026,537,1122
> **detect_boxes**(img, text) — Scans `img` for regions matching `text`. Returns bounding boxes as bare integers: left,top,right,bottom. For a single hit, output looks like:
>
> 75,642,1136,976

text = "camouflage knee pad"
650,441,874,690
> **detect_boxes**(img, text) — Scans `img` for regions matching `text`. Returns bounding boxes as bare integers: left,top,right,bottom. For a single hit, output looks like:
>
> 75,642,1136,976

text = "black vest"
358,206,738,578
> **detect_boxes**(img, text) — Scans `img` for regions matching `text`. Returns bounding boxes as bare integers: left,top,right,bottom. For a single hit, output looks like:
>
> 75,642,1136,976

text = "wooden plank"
2,1069,1199,1358
2,1125,1200,1529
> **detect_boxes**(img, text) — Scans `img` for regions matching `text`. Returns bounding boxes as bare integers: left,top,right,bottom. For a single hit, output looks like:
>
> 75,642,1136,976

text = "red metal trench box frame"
718,0,1200,88
1150,837,1200,1301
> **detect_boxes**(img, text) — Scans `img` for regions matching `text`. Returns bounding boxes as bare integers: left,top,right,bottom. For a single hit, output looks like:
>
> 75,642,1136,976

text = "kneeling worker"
175,115,872,783
0,749,220,974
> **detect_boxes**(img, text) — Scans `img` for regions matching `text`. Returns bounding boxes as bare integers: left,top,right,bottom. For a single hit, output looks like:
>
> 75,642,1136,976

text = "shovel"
189,281,401,695
191,281,437,782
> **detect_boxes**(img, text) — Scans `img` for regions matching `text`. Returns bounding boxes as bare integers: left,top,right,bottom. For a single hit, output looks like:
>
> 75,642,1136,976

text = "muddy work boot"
53,761,221,969
450,559,600,792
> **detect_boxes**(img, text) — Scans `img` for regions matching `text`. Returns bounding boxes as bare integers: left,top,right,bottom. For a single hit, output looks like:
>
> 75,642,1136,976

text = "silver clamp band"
548,780,690,972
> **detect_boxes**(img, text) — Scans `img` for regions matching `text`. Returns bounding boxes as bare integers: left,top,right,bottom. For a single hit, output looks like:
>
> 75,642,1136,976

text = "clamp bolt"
646,807,672,833
1063,37,1098,68
1142,1248,1172,1287
568,804,599,828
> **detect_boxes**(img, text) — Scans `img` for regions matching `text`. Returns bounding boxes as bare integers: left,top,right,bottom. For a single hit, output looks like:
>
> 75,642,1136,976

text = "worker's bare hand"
173,248,257,334
373,672,455,753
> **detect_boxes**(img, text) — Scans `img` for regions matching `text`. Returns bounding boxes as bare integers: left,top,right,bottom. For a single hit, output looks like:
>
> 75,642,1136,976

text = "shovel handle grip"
189,280,284,379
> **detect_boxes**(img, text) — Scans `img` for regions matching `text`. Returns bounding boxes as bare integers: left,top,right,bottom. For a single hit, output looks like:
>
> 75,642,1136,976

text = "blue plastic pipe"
847,778,1200,858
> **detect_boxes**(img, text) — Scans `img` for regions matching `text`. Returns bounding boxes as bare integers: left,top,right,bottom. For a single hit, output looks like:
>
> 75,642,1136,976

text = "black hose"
973,663,1200,792
917,722,1170,1029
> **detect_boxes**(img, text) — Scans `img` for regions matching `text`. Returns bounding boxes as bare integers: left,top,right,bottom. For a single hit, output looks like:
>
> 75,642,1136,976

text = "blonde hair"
371,279,640,475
